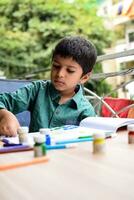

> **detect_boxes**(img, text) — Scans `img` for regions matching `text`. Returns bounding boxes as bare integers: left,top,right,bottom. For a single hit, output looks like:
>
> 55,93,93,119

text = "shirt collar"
49,81,83,108
71,84,83,109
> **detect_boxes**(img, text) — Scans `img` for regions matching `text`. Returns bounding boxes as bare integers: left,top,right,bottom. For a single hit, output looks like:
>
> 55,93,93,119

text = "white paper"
80,117,134,133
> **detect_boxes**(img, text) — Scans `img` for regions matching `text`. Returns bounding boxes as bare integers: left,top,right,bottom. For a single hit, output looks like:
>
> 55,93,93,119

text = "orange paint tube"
0,156,49,171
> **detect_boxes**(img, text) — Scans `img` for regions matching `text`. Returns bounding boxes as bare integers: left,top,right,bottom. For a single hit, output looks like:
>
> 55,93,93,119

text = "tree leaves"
0,0,114,80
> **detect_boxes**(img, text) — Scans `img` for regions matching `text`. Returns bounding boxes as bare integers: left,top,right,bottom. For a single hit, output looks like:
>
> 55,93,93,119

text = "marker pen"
56,137,93,145
46,143,77,150
0,145,33,153
2,139,21,147
3,143,23,147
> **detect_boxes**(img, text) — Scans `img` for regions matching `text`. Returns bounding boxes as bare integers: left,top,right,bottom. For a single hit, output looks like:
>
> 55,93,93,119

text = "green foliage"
0,0,115,95
114,24,125,41
85,79,117,97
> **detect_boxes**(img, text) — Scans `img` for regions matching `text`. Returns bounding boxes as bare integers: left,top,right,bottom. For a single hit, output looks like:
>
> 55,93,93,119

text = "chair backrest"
0,79,31,127
101,97,134,118
84,87,134,118
84,87,119,117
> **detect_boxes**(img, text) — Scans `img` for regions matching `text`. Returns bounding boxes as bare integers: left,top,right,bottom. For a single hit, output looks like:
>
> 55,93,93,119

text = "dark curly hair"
52,36,97,75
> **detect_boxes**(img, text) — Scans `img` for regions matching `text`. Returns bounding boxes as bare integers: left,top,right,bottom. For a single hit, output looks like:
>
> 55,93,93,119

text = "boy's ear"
80,72,91,84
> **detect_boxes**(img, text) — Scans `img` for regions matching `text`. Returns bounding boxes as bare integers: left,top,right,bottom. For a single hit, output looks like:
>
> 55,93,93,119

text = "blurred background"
0,0,133,99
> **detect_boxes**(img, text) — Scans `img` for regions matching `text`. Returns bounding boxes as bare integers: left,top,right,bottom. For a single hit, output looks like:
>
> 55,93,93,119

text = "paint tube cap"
39,128,51,135
17,126,29,134
34,135,45,144
93,132,105,139
127,124,134,131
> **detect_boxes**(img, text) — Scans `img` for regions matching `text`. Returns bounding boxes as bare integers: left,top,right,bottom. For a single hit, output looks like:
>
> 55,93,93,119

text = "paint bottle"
39,128,53,145
93,133,106,153
17,126,29,144
34,135,46,157
39,128,51,135
127,124,134,144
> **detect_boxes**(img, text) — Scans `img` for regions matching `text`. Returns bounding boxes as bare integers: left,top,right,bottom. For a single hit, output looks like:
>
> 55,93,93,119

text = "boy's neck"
59,90,75,104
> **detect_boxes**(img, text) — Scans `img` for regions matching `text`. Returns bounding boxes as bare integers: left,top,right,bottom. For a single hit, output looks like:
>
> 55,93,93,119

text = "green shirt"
0,80,96,132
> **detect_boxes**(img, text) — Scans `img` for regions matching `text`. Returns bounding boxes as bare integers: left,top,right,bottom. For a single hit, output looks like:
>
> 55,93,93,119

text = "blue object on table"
56,137,93,145
46,144,76,150
45,134,51,145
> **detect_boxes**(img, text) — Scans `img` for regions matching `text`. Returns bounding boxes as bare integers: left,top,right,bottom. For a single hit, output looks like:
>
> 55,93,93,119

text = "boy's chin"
53,83,65,91
54,86,64,91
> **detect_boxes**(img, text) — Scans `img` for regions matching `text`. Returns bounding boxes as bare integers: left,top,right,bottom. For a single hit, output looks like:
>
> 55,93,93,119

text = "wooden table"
0,131,134,200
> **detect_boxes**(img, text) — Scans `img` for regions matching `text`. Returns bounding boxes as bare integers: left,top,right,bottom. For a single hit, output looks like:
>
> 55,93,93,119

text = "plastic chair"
84,87,119,117
84,87,134,118
101,97,134,118
0,79,31,126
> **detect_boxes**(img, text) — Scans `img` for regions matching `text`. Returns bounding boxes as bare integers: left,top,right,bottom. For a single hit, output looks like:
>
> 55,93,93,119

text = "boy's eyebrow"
52,60,77,69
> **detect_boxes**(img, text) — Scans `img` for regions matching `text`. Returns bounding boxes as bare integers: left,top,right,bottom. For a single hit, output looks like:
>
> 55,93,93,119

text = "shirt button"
55,109,60,115
55,110,60,114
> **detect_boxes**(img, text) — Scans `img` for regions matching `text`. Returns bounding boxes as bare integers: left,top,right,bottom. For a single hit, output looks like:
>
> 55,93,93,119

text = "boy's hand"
0,109,20,137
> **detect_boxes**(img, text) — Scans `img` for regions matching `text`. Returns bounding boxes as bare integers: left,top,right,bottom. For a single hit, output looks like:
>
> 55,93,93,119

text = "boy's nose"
57,68,65,77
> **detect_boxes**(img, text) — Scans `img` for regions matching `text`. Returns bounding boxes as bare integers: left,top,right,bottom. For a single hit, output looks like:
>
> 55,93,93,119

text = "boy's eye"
52,64,76,73
67,69,75,73
53,64,60,69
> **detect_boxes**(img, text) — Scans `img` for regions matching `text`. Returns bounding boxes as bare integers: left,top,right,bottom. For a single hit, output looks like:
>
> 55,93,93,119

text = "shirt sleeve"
0,81,39,114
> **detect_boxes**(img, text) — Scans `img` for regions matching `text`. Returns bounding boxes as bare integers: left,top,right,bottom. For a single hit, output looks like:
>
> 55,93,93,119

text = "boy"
0,36,97,136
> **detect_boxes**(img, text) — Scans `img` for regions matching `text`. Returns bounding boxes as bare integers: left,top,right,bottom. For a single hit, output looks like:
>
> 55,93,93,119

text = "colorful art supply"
39,128,51,135
0,143,76,154
39,128,53,145
46,143,77,150
0,156,49,171
45,134,51,145
2,138,21,147
34,135,46,157
0,145,33,154
127,124,134,144
93,133,106,153
56,137,93,145
17,126,29,144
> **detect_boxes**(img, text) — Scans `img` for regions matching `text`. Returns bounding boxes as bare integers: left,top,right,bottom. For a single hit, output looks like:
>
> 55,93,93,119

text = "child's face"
51,55,89,94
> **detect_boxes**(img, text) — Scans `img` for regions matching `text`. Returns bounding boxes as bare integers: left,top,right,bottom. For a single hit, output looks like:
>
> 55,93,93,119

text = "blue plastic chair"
0,79,31,127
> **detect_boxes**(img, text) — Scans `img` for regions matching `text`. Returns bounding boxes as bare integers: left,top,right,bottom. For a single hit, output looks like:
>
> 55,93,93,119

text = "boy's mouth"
54,80,65,86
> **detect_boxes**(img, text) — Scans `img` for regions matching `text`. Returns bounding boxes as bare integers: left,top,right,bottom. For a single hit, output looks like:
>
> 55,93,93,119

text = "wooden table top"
0,130,134,200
